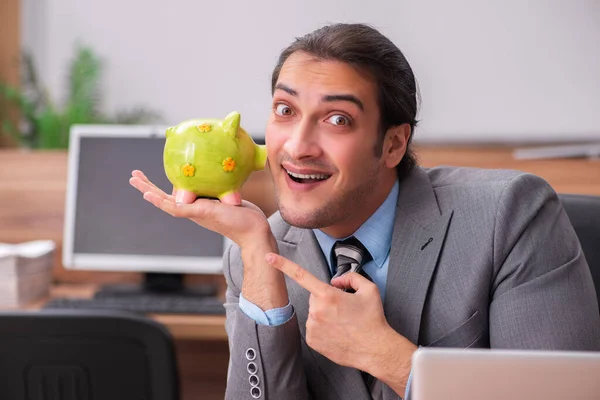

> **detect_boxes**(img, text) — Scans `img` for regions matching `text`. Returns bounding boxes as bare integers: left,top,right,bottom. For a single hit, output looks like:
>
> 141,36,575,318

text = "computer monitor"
63,124,232,295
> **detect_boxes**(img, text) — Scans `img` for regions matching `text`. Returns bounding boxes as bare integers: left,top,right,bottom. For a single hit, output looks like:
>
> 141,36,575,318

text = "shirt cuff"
404,367,413,400
238,292,293,326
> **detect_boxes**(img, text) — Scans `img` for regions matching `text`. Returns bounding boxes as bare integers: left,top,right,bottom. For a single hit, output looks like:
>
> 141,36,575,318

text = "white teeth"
286,170,329,180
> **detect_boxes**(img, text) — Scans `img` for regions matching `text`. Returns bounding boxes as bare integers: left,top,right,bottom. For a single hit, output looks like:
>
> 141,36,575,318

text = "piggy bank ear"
222,111,241,138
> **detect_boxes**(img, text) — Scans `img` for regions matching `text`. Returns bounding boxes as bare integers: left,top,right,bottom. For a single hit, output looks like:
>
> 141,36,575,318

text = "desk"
23,284,229,340
415,145,600,195
1,146,599,399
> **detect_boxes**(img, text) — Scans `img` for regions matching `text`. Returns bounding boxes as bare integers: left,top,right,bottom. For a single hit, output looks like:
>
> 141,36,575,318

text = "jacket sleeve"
222,242,310,400
489,173,600,350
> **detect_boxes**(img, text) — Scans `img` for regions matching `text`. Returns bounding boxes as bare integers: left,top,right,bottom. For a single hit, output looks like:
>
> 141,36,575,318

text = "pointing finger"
330,272,375,293
266,253,331,295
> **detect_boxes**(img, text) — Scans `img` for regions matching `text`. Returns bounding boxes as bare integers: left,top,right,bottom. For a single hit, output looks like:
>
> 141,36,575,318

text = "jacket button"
251,386,262,398
249,374,260,386
247,362,257,375
246,348,256,361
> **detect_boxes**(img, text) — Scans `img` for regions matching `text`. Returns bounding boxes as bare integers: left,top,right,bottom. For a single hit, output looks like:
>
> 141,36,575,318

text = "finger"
129,176,172,200
266,253,331,294
131,170,175,199
142,191,171,210
131,170,154,185
331,272,374,293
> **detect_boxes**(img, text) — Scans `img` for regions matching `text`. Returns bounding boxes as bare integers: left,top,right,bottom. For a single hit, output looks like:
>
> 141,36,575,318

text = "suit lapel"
384,168,453,344
382,168,453,399
278,227,328,340
278,227,372,399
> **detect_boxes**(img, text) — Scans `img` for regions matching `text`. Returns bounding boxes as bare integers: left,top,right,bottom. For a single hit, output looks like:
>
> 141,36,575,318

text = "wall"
21,0,600,143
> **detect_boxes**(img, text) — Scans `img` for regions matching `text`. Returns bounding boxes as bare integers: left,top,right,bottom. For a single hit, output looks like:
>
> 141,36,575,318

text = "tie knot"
332,237,372,279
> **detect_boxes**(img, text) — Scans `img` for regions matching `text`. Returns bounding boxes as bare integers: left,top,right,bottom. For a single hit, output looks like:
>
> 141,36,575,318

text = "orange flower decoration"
197,123,212,133
222,157,236,172
182,163,196,177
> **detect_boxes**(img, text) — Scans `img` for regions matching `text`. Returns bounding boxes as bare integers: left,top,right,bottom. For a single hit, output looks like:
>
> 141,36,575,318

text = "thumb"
330,272,370,292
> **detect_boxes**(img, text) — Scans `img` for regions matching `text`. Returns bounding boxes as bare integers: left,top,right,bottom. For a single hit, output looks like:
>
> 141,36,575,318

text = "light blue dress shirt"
238,180,412,398
312,180,398,300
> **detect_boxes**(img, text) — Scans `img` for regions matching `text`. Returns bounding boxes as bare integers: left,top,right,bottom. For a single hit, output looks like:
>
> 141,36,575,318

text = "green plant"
0,45,161,149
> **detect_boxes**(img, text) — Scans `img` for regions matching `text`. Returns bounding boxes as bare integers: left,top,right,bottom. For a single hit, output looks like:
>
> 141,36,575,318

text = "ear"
382,124,411,169
222,111,241,138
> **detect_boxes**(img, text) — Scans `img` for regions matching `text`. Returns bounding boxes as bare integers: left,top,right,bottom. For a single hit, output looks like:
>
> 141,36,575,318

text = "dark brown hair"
271,23,420,180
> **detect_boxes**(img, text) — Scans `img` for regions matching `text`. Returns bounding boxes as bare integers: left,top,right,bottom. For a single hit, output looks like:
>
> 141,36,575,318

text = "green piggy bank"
163,111,267,205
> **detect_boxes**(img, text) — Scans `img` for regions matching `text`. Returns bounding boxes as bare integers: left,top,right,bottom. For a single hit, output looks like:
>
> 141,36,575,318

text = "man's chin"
278,203,324,229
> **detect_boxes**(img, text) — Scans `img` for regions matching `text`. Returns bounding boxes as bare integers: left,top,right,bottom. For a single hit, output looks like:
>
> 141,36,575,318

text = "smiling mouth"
285,168,331,184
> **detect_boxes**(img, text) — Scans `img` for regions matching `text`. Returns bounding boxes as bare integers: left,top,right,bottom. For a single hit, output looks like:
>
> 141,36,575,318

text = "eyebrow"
274,83,297,96
322,94,364,111
275,83,365,112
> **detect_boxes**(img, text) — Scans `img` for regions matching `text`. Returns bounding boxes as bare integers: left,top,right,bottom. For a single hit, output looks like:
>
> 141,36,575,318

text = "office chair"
0,310,180,400
559,193,600,309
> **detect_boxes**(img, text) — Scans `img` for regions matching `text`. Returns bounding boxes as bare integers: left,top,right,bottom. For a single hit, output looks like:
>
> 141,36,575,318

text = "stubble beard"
276,163,381,230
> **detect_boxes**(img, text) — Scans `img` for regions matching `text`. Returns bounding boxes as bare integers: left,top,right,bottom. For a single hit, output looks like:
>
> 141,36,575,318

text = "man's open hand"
129,170,270,247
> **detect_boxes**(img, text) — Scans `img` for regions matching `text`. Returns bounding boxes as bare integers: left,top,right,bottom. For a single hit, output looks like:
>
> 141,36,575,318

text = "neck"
321,174,396,238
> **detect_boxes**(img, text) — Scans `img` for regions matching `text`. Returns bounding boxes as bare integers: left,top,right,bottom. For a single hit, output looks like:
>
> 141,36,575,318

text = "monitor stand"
94,272,218,298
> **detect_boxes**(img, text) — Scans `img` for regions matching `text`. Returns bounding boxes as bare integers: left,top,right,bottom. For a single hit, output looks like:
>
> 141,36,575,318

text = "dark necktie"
331,237,382,399
331,236,373,291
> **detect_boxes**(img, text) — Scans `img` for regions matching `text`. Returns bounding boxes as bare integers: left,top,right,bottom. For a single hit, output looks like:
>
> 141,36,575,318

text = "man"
130,23,600,400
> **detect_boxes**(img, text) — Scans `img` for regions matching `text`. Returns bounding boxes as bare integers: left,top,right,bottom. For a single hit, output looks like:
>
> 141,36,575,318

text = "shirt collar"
313,180,399,273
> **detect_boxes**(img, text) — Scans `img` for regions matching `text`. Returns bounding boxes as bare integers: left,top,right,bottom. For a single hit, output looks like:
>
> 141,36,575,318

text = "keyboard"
43,294,226,315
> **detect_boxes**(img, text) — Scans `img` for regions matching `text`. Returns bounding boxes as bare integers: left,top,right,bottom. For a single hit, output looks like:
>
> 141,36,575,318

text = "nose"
282,119,321,160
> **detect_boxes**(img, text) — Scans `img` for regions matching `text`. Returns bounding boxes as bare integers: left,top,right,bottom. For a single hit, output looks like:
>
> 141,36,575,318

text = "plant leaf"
67,45,102,123
36,107,65,149
20,51,49,112
0,83,37,120
1,119,24,144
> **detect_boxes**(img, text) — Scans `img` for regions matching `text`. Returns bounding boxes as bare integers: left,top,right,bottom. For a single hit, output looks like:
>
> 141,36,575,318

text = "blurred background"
2,0,599,148
0,2,599,399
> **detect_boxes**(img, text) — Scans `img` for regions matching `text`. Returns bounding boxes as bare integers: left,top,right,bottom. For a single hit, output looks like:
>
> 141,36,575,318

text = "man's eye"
327,114,350,126
275,104,293,116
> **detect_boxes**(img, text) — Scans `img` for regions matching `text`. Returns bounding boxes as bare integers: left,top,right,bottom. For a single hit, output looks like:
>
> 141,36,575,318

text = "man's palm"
129,170,270,246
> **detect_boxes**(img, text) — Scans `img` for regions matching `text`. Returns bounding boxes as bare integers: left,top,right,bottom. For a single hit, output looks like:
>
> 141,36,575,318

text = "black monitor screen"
72,136,225,258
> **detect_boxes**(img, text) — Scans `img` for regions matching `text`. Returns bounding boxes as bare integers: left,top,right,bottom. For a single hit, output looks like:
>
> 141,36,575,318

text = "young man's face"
265,51,399,237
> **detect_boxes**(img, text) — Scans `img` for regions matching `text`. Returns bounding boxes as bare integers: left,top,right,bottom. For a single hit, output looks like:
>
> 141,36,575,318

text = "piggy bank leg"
175,189,197,204
219,191,242,206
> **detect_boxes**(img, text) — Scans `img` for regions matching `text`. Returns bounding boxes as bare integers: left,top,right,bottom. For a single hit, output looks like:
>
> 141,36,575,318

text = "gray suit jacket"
222,166,600,400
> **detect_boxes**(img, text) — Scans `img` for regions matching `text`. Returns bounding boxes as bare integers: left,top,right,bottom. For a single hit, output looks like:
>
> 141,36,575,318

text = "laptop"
412,348,600,400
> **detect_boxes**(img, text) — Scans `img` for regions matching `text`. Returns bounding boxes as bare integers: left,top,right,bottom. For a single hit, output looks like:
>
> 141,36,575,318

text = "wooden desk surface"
415,145,600,195
1,146,599,341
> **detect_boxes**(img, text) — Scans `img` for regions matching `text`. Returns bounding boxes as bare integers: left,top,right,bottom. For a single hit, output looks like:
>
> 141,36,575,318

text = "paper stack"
0,240,55,307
